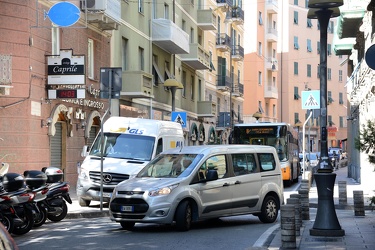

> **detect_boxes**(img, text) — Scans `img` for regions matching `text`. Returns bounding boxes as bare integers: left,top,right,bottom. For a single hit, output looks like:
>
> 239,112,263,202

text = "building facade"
0,0,244,188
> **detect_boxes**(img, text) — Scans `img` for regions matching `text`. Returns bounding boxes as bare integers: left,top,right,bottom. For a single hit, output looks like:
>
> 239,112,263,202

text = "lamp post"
253,111,262,122
164,79,184,111
307,0,344,237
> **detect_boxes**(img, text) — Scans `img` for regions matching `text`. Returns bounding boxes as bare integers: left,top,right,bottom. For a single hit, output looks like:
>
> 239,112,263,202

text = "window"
190,28,194,43
294,62,298,75
232,154,257,175
328,21,334,34
259,11,263,25
87,38,94,79
307,18,312,28
317,41,320,54
294,0,298,5
273,104,276,118
204,155,227,179
294,86,300,100
317,65,320,78
182,71,186,97
328,91,334,104
258,71,262,85
138,0,144,13
294,112,299,124
259,153,276,171
164,3,169,19
122,37,128,71
139,47,144,70
328,44,332,55
339,70,343,82
307,39,312,52
328,68,332,80
339,116,344,128
198,79,202,101
294,11,298,24
258,42,262,56
307,64,311,77
190,75,195,100
152,55,164,86
328,115,333,126
258,101,264,113
339,92,343,104
294,36,299,50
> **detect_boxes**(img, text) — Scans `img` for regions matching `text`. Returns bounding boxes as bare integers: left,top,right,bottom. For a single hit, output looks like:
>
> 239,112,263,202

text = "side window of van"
258,153,276,171
205,155,227,179
156,138,163,156
232,154,257,176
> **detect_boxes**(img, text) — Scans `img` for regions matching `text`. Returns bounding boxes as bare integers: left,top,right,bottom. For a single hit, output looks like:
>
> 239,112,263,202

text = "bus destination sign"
246,127,275,135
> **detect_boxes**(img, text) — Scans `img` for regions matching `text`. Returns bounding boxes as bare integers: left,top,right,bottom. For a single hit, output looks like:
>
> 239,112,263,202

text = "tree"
354,120,375,164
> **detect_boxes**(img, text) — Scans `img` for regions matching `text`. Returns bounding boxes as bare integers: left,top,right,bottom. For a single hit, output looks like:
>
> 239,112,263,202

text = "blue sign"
302,90,320,110
171,112,187,128
44,2,81,27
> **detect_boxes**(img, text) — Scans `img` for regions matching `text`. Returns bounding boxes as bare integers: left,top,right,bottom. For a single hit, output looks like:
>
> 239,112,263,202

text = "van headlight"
79,168,89,180
149,184,179,197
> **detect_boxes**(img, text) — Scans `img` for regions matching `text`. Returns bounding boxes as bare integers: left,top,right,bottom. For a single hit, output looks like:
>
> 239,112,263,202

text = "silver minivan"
109,145,284,231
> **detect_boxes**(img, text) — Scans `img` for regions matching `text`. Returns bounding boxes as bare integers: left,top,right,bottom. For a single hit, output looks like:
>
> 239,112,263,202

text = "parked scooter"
39,167,72,222
0,173,35,235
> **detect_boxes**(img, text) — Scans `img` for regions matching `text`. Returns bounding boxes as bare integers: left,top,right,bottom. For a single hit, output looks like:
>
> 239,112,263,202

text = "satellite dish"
365,44,375,70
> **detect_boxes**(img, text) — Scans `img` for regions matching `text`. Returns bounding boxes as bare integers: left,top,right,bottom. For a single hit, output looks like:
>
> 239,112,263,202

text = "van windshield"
137,154,201,178
89,133,155,161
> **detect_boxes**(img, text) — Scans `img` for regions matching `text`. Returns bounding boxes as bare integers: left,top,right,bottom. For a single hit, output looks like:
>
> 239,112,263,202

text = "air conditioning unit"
80,0,107,11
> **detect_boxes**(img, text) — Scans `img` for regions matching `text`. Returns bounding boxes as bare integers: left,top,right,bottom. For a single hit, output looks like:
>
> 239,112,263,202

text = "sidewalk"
268,166,375,249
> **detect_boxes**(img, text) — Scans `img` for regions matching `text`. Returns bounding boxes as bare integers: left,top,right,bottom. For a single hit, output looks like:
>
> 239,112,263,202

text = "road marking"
252,223,279,247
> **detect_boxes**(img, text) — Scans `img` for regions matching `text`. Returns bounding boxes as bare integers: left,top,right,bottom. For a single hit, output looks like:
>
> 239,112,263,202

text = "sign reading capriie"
47,49,85,85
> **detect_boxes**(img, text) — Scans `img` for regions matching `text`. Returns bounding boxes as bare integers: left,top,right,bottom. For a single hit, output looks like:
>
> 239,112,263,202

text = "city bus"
229,122,300,185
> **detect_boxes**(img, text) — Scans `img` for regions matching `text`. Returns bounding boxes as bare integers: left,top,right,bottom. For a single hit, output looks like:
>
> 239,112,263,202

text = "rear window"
258,153,276,171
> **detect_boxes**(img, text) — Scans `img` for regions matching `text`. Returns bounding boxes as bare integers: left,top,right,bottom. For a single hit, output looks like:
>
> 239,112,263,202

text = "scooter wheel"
47,200,68,222
0,214,14,234
33,204,48,228
12,205,34,235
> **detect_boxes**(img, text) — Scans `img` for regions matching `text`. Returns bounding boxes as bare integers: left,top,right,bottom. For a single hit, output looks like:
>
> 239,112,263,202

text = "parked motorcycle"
40,167,72,222
0,173,35,235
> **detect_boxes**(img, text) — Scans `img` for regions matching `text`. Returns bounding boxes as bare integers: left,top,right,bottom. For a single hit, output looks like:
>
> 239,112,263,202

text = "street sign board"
302,90,320,110
171,111,187,128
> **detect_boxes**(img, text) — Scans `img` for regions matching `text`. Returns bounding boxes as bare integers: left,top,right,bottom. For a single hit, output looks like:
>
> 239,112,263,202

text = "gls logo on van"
128,129,144,135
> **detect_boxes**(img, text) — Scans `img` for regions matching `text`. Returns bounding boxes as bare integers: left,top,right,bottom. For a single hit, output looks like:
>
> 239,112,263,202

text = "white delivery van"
77,116,184,207
109,145,284,231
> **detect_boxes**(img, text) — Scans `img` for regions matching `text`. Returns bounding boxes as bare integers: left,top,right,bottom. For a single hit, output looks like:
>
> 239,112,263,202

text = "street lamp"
164,78,184,111
307,0,345,237
253,111,262,122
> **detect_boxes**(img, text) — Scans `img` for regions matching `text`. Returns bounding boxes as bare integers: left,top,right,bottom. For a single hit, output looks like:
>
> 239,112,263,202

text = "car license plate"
120,205,133,212
102,193,112,198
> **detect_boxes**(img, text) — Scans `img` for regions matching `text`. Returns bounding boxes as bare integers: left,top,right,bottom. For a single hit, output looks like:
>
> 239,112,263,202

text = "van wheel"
120,221,135,230
175,200,192,231
258,196,278,223
78,197,91,207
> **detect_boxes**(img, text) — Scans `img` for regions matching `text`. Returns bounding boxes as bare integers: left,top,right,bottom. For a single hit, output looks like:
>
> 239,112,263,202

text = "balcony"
264,84,278,99
334,37,355,55
180,43,210,70
121,71,153,98
337,8,365,39
82,0,121,30
231,6,244,25
231,45,244,61
216,33,231,52
216,0,233,9
232,82,244,97
217,75,231,92
266,27,278,42
197,9,217,30
197,101,216,117
266,0,278,14
266,58,278,71
152,19,189,54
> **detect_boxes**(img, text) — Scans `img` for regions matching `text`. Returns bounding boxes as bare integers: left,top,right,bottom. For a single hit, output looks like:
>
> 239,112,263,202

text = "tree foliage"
355,120,375,164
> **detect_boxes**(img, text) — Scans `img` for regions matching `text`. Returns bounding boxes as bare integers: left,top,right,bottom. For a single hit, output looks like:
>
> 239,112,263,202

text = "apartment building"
244,0,348,152
0,0,244,186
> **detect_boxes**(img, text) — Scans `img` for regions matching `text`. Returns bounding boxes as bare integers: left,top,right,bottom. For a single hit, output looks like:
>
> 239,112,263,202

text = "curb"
66,211,110,219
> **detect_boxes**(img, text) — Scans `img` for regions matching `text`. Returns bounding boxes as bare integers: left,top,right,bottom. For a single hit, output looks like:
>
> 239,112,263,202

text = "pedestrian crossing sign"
171,111,187,128
301,90,320,110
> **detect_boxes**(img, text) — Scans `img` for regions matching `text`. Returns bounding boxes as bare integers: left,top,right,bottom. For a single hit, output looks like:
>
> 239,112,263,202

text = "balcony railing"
264,84,278,99
180,43,210,70
231,45,244,61
266,57,278,71
197,9,217,30
121,71,153,98
152,19,189,54
217,74,231,92
216,0,233,8
232,82,244,97
216,33,231,52
197,101,216,117
231,6,244,25
266,0,278,14
266,27,278,42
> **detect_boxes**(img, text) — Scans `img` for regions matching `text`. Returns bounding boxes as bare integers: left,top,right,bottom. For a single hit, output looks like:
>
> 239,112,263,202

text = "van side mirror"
81,145,89,157
206,169,218,181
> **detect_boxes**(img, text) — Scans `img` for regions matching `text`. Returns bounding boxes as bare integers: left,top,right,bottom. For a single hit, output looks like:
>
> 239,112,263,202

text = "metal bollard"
353,190,365,216
298,188,310,220
287,197,301,236
290,193,302,227
338,181,347,205
281,204,296,249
